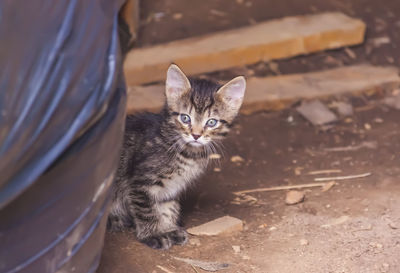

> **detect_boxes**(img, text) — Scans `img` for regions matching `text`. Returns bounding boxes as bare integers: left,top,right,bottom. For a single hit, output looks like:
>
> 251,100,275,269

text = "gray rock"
297,100,338,126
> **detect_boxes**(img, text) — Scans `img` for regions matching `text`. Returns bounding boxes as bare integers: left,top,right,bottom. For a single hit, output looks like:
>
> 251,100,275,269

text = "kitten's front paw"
140,235,173,250
140,229,188,250
167,229,188,246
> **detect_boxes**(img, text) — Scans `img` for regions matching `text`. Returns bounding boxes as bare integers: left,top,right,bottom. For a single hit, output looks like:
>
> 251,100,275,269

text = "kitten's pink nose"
192,134,201,140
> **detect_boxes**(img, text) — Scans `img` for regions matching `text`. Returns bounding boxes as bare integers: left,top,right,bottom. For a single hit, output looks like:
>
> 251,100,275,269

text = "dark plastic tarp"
0,0,128,272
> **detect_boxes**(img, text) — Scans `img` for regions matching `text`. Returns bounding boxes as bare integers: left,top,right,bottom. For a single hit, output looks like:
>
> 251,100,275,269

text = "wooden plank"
124,12,366,85
126,65,400,115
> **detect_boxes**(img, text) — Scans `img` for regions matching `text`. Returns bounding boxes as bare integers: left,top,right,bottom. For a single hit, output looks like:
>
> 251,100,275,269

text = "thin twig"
314,172,371,182
323,141,377,152
191,265,200,273
308,169,342,175
157,265,175,273
233,182,332,195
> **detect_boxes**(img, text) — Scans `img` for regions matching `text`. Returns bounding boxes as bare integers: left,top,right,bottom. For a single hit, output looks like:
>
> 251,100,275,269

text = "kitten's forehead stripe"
188,79,220,114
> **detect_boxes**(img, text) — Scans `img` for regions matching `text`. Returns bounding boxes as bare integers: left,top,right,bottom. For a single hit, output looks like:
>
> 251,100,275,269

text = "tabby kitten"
108,64,246,249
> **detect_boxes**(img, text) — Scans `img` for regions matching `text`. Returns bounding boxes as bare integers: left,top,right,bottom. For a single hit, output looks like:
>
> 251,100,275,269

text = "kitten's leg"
132,195,187,249
107,183,135,231
154,200,188,245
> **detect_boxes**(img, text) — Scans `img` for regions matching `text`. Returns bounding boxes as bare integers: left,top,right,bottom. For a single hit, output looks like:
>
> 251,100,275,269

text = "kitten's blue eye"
206,119,218,127
180,114,191,124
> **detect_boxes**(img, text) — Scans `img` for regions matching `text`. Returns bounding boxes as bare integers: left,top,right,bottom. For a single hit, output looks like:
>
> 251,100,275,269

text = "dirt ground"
98,0,400,272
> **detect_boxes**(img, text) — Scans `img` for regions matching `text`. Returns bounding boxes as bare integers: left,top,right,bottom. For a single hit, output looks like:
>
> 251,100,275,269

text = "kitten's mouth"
189,141,203,147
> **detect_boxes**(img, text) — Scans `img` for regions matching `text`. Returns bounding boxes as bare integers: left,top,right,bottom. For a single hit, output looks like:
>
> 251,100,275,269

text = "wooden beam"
124,12,366,85
126,65,400,115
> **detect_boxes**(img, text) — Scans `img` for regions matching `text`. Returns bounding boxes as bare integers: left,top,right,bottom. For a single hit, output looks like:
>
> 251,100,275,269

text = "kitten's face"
165,64,246,149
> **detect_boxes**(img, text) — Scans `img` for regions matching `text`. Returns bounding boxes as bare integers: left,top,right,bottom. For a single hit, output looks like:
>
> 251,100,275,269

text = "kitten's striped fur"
107,64,246,249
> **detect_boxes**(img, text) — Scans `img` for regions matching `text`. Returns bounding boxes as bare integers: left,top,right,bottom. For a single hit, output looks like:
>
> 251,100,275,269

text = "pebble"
369,242,383,249
285,190,305,205
258,224,268,229
187,216,243,236
300,239,309,246
371,36,391,48
172,13,183,20
232,245,241,253
296,100,338,126
231,155,245,163
321,181,336,192
269,226,277,231
335,102,354,116
384,94,400,110
209,153,222,159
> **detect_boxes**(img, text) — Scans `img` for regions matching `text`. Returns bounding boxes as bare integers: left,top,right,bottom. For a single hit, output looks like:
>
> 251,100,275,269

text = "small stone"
153,12,165,22
231,155,245,163
297,100,338,126
364,123,372,130
300,239,309,246
344,117,353,123
172,13,183,20
241,255,250,260
232,245,241,253
294,167,302,175
371,36,391,48
189,238,201,246
384,94,400,110
285,190,305,205
209,153,222,159
321,181,336,192
236,0,244,4
334,102,353,116
258,223,268,229
269,226,277,231
213,167,221,172
187,216,243,236
374,118,384,123
388,222,399,229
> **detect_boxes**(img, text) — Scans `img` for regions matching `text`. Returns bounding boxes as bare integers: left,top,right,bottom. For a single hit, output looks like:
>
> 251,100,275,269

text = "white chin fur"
189,141,203,147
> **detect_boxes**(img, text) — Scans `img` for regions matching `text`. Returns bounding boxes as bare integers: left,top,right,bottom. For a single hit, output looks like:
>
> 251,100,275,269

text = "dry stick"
308,169,342,175
191,265,200,273
323,141,377,152
233,182,331,195
234,173,371,195
156,265,175,273
314,172,371,182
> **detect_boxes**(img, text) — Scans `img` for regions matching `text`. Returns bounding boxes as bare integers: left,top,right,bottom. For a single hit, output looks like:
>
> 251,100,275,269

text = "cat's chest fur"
150,155,206,202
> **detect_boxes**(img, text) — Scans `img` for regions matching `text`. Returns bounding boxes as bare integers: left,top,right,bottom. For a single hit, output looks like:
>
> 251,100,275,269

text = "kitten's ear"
165,64,191,103
217,76,246,113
